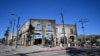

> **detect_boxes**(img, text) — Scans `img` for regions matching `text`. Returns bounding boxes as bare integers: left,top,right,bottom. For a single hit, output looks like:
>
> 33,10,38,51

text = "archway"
69,36,75,42
69,36,75,46
34,33,42,45
60,36,67,47
45,33,53,47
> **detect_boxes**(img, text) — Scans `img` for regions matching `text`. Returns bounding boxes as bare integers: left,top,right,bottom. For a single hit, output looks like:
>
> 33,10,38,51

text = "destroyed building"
17,19,78,47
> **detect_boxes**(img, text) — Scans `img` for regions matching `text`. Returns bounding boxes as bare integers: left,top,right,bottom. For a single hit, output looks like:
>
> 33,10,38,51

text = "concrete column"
30,34,34,46
22,38,24,46
51,21,56,47
52,34,56,47
21,36,22,46
57,37,60,46
54,37,56,46
41,21,46,46
74,35,78,47
42,35,45,46
24,34,27,46
21,35,24,45
67,35,70,47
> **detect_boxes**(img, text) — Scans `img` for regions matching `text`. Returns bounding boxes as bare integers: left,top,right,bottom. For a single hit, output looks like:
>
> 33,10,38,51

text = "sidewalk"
10,45,99,54
10,45,71,54
10,45,47,54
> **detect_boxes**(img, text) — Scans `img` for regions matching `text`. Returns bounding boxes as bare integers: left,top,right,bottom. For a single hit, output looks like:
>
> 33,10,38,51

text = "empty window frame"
56,28,58,34
70,28,73,34
46,24,52,30
35,24,41,30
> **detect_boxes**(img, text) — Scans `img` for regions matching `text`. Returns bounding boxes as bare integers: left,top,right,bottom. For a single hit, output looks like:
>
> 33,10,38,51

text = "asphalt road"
66,47,100,56
13,47,100,56
0,43,14,56
14,47,100,56
0,43,100,56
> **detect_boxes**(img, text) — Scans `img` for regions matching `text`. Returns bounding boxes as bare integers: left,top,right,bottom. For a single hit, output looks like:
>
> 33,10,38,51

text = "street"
14,48,100,56
13,48,100,56
0,43,100,56
0,43,16,56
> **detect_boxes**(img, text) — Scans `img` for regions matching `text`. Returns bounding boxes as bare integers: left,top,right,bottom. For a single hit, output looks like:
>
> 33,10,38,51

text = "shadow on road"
66,48,100,56
10,47,100,56
66,48,86,56
13,51,42,56
15,53,28,56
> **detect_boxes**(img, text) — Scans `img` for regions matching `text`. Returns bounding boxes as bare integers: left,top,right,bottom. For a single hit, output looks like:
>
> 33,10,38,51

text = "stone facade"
56,24,78,47
17,19,78,47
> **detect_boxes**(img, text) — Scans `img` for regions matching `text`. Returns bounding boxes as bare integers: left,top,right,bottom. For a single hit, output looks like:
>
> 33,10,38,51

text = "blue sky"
0,0,100,38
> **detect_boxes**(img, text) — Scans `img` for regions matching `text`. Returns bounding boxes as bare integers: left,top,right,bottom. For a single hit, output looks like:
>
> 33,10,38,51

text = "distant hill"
78,34,100,39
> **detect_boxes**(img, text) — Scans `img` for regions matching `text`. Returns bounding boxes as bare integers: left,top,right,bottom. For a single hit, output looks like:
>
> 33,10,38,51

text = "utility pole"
10,20,12,35
16,16,20,48
60,13,67,47
12,19,15,45
4,27,10,45
11,14,20,48
78,18,88,42
8,20,12,45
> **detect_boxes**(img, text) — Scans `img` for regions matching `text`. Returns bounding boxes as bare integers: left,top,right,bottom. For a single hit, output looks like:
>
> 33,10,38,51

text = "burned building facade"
18,19,78,47
56,24,78,47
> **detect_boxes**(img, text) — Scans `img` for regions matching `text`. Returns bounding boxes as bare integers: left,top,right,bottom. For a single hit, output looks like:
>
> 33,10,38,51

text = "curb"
41,47,76,52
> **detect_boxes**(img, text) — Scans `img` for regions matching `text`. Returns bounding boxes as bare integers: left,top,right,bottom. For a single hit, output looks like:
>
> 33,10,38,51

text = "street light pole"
11,14,20,48
78,18,88,42
60,13,67,47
